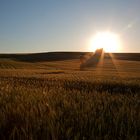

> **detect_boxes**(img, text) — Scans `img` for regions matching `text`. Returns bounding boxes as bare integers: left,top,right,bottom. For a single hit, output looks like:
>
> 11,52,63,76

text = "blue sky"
0,0,140,53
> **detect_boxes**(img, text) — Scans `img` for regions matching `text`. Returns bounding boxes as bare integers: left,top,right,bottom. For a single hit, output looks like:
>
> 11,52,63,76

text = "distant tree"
80,49,104,70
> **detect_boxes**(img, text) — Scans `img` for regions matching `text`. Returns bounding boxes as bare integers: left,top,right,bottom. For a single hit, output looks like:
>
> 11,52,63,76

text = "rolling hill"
0,52,140,62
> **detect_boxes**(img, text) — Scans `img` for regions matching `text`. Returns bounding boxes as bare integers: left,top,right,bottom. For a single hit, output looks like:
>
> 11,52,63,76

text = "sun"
89,31,121,52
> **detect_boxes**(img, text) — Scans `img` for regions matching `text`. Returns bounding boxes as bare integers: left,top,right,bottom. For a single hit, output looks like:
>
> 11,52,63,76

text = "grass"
0,55,140,140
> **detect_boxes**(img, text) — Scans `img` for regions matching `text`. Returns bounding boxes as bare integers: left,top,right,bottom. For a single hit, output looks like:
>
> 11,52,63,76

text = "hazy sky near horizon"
0,0,140,53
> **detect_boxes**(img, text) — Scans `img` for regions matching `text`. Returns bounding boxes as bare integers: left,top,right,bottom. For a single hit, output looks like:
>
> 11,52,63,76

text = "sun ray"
89,31,121,53
108,53,123,78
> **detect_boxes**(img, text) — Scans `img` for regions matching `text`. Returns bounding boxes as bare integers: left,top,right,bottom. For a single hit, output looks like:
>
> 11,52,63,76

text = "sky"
0,0,140,53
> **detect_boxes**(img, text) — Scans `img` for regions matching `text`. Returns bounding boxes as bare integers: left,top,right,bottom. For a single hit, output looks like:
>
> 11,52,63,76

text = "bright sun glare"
89,31,121,52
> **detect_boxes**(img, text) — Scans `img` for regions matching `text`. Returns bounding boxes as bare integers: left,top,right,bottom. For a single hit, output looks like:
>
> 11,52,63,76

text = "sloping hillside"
0,52,140,62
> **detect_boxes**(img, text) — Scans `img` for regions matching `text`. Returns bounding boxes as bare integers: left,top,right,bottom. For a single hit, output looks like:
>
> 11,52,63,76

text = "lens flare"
89,31,121,52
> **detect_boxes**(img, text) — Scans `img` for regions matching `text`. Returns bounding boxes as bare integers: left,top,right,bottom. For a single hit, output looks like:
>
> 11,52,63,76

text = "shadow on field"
0,52,86,63
0,52,140,63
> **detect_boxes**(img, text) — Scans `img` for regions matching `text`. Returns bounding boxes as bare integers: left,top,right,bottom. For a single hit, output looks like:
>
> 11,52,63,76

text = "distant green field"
0,53,140,140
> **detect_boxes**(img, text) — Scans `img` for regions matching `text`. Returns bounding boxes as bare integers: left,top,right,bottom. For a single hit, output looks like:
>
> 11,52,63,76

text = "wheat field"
0,54,140,140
